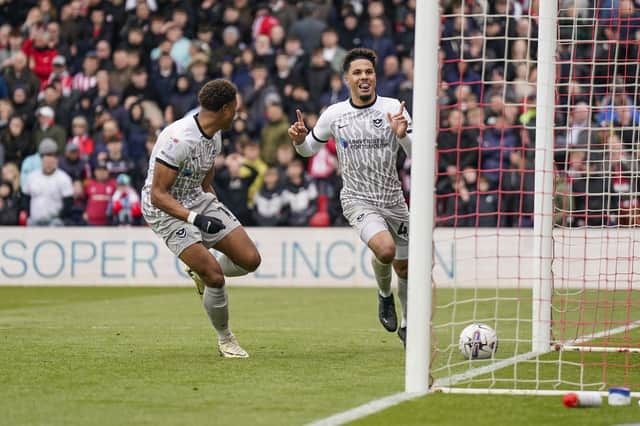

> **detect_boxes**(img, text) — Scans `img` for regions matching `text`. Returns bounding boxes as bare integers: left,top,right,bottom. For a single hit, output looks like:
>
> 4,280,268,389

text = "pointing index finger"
296,109,304,125
398,101,405,116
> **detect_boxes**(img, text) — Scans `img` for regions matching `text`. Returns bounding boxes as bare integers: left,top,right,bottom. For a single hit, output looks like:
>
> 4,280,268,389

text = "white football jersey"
141,114,222,218
312,96,412,207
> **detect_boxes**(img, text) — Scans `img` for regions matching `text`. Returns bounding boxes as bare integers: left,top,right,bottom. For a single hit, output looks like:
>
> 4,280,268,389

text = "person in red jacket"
109,173,142,225
83,161,116,226
22,27,58,85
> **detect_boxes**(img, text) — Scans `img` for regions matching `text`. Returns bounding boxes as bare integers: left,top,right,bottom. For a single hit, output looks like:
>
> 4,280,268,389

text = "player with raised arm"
142,79,261,358
288,48,413,346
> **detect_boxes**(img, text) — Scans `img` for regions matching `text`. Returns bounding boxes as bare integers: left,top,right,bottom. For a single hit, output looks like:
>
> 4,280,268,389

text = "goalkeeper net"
430,0,640,393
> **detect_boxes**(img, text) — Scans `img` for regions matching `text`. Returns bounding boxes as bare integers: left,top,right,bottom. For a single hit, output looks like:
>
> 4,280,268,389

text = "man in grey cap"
21,138,74,226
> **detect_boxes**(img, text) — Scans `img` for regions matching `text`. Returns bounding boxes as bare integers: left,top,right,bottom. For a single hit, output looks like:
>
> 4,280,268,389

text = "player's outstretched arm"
289,109,327,157
151,162,224,233
387,100,413,157
387,101,409,138
288,109,309,145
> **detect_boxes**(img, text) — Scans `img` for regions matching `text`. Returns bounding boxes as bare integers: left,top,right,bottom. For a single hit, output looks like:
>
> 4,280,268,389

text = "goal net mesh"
432,0,640,391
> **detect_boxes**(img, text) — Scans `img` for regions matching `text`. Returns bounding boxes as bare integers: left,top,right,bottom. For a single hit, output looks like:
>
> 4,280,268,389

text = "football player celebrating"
142,80,261,358
288,48,413,346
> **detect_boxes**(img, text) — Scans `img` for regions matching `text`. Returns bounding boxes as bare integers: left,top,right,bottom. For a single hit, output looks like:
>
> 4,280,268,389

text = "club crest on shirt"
372,118,383,128
339,138,349,149
181,168,193,177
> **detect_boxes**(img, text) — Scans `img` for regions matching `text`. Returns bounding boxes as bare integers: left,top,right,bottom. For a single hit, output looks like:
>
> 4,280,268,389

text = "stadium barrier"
0,227,637,287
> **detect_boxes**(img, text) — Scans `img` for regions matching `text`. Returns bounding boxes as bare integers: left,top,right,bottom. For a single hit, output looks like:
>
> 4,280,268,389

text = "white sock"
203,286,232,341
218,254,250,277
398,277,407,328
371,256,392,297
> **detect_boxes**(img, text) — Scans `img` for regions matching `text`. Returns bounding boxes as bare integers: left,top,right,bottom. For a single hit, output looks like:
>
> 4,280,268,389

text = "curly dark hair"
198,79,237,112
342,48,377,73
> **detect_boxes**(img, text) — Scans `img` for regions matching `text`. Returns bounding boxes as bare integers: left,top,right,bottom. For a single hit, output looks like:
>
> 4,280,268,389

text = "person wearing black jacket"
252,167,286,226
0,179,20,225
282,159,318,226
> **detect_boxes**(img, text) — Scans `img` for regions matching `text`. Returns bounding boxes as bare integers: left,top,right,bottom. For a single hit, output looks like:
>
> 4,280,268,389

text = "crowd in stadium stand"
0,0,638,228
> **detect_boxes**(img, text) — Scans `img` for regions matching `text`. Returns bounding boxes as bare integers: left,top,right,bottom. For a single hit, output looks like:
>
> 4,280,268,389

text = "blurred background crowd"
0,0,638,228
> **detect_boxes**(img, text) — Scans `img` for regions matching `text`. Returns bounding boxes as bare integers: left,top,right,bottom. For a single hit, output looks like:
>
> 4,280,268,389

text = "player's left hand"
387,101,408,138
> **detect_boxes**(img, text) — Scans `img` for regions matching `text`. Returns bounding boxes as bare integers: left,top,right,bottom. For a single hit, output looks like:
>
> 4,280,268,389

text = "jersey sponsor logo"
373,118,384,128
339,137,387,149
338,124,348,129
175,228,187,238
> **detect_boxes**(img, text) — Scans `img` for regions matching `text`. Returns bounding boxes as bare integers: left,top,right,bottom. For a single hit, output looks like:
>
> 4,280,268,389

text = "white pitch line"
433,351,541,388
561,320,640,347
305,391,426,426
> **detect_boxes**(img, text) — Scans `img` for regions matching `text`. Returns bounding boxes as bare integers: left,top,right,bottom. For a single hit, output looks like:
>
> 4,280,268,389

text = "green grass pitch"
1,287,639,426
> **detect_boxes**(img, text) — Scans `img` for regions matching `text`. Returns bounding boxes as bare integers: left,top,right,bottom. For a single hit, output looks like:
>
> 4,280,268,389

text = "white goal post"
408,0,640,395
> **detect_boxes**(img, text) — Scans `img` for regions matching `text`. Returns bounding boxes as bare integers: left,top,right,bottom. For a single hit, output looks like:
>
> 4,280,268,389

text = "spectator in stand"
103,134,134,179
72,52,99,93
0,179,20,225
275,142,294,184
378,54,404,98
84,161,115,226
319,72,349,109
166,74,197,123
21,138,73,226
260,100,289,166
122,66,161,108
362,17,396,72
0,100,12,130
286,84,314,123
10,85,36,129
46,55,73,97
1,115,32,165
244,62,280,132
68,115,94,160
283,159,318,226
88,9,113,51
2,162,20,196
65,179,86,225
213,152,258,225
480,107,522,190
437,108,479,196
254,34,275,70
252,166,286,226
211,25,243,72
305,48,332,109
3,51,40,100
108,173,141,225
289,2,326,53
58,142,89,181
398,56,414,113
151,53,178,109
31,105,66,153
320,28,347,74
238,138,267,205
21,25,57,84
40,82,72,131
123,101,150,161
0,29,24,69
337,12,363,51
108,48,131,94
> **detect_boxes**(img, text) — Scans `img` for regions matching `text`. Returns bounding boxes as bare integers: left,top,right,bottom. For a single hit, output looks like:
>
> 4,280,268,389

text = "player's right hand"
193,214,226,234
288,109,309,144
